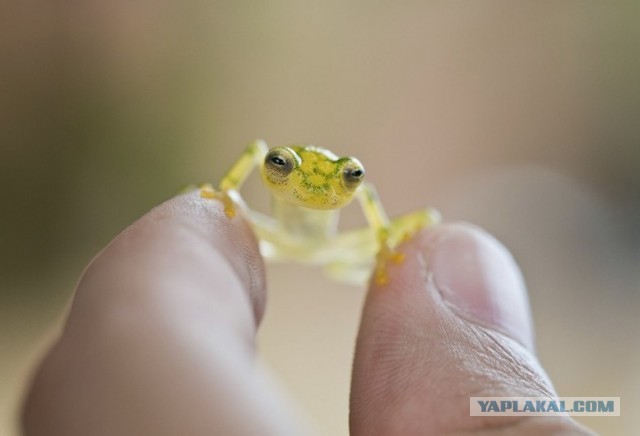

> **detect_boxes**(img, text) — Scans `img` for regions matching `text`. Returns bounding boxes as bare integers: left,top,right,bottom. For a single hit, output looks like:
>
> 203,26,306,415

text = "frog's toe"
373,241,406,286
199,183,217,199
198,184,237,218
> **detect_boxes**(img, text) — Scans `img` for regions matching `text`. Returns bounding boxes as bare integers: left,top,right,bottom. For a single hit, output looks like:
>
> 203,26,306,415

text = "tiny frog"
198,140,440,285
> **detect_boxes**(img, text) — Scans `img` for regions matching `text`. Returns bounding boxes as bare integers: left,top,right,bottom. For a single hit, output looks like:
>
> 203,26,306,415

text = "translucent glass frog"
198,140,440,285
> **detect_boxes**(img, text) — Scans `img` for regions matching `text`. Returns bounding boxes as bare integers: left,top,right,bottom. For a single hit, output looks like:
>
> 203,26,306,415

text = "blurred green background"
2,2,639,435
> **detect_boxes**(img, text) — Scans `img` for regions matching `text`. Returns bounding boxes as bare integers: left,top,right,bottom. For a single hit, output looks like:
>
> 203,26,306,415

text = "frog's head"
261,145,365,210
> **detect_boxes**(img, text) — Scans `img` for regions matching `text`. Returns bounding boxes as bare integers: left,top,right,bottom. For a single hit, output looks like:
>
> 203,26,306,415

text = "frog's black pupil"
271,156,286,166
351,169,363,178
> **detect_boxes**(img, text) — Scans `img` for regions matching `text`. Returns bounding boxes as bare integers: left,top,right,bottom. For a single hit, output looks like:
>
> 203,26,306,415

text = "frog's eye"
264,147,295,181
342,159,365,191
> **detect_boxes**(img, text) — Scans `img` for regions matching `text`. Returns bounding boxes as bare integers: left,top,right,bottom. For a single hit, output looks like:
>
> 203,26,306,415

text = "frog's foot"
372,230,407,286
199,183,237,218
373,214,437,286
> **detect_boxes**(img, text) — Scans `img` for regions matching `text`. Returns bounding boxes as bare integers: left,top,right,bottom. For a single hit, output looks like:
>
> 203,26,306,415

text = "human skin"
21,192,593,435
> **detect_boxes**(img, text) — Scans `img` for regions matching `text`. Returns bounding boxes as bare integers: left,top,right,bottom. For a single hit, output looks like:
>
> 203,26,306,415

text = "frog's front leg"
200,139,268,217
355,183,441,285
354,182,398,285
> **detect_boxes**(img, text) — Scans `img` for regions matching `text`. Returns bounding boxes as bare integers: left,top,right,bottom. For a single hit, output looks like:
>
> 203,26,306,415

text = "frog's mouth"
275,185,338,209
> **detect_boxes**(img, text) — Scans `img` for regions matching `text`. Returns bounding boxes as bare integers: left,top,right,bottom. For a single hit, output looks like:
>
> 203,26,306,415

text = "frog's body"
199,140,440,285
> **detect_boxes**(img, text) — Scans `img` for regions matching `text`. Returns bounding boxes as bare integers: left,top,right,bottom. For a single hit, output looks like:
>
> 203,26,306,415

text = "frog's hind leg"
318,228,378,285
245,208,362,266
243,209,290,260
244,194,440,286
200,139,268,217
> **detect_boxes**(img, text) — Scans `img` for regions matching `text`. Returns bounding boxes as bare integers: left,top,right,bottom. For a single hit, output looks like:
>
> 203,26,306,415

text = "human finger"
22,192,305,436
350,223,593,435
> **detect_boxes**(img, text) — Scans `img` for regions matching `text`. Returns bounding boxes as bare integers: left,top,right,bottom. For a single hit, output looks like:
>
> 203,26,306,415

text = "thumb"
350,223,591,435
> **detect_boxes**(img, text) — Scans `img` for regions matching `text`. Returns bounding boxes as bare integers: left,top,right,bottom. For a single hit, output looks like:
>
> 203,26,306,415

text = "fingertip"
168,192,267,324
21,192,301,436
350,224,569,435
361,222,534,351
422,223,534,351
79,191,267,327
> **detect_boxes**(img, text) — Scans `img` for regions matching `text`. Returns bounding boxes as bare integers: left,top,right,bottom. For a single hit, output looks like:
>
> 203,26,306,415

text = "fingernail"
425,224,534,350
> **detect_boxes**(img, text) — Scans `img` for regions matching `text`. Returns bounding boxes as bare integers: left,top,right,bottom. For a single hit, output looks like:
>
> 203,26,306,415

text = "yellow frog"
199,140,440,285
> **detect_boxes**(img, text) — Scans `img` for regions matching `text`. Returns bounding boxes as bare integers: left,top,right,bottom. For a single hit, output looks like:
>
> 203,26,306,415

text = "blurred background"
2,1,639,434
